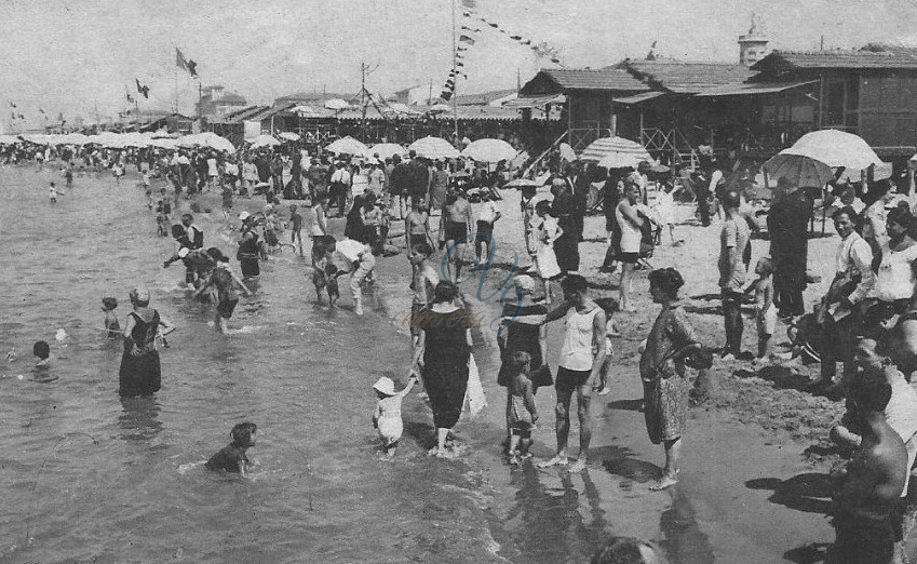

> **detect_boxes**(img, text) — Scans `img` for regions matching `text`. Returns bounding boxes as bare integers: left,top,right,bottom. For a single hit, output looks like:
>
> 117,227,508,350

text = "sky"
1,0,916,130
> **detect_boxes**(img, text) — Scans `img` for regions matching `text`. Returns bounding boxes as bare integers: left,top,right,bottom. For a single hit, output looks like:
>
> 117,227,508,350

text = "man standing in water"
538,275,606,472
828,365,907,564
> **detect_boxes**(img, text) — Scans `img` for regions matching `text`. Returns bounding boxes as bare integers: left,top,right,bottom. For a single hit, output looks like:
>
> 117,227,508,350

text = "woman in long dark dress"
640,268,702,491
119,288,174,397
414,282,473,457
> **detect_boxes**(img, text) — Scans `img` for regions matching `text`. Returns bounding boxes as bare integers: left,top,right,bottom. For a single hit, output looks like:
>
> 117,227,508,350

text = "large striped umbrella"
579,136,654,169
762,153,834,189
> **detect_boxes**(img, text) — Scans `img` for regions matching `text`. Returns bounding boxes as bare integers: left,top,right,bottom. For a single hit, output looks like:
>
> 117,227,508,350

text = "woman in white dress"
532,200,562,300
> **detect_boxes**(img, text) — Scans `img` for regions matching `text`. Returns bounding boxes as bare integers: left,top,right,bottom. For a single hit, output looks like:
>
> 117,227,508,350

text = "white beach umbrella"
369,142,406,160
248,134,281,148
762,153,835,189
408,136,459,160
277,131,301,142
325,135,370,157
580,136,654,169
461,138,519,163
782,129,881,171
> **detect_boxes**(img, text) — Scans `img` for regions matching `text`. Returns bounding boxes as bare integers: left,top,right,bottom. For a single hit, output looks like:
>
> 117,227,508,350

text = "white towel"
462,354,487,419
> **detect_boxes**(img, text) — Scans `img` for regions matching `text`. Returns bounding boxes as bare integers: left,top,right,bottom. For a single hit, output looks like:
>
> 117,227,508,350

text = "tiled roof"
754,47,917,70
624,60,757,94
539,68,649,92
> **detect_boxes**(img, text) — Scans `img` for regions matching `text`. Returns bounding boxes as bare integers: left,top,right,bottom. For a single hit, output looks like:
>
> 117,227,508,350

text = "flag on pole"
9,101,16,109
136,78,150,99
176,48,190,72
187,60,198,77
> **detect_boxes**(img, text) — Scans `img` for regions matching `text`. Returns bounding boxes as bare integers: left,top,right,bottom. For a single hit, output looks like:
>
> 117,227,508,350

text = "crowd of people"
15,130,917,562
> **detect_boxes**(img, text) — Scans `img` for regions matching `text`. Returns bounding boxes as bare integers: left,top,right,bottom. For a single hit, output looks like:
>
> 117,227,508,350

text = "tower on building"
738,14,769,67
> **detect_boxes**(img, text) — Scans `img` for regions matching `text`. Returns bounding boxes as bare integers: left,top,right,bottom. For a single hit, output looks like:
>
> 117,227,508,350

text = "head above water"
230,422,257,448
129,287,150,307
32,340,50,360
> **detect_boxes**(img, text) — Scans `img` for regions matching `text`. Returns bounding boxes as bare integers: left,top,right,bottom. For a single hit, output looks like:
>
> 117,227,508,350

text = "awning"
612,91,666,105
503,94,565,108
695,80,817,97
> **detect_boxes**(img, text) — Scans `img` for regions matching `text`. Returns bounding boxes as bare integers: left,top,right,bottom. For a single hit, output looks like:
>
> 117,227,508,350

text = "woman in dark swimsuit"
118,288,174,397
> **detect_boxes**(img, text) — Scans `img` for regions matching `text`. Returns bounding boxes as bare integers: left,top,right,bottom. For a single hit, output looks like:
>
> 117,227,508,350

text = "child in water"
206,422,257,476
49,182,61,203
289,204,303,256
506,351,538,465
193,248,252,333
33,340,50,367
372,372,418,458
102,297,121,338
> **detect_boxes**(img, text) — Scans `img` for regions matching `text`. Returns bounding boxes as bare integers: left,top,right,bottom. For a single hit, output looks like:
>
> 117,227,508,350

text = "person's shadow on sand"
608,398,644,412
784,542,830,563
746,472,834,514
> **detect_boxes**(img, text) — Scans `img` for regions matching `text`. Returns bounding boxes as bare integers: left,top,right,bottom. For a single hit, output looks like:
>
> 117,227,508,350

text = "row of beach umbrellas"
0,131,295,153
323,135,520,163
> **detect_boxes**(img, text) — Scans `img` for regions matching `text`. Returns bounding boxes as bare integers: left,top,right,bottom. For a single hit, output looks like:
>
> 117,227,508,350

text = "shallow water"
0,166,506,563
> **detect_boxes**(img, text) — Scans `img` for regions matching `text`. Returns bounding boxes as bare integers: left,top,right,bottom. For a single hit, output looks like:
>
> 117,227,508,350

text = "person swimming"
206,422,257,476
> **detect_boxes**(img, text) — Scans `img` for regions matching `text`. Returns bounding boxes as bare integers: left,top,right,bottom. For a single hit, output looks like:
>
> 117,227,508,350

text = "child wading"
193,248,252,333
372,372,418,458
506,351,538,466
749,256,776,361
206,422,257,476
102,297,121,338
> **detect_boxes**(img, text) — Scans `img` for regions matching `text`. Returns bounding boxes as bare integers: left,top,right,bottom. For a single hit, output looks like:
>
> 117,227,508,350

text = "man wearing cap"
767,177,813,319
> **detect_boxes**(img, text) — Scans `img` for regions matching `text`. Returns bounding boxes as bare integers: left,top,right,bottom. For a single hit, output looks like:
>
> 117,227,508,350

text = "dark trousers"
722,290,744,355
697,190,711,226
774,272,806,317
331,183,347,215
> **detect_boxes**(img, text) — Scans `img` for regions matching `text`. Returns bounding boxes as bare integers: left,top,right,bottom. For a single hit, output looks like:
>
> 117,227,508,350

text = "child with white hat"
372,371,418,458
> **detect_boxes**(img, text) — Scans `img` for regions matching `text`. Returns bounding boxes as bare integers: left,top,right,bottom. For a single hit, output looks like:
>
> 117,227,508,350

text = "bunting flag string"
464,8,564,65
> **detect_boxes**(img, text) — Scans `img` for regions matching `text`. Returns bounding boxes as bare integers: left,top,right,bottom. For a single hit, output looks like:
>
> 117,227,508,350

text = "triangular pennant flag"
176,47,189,71
523,39,532,45
456,61,465,67
458,34,475,45
487,22,498,28
510,35,521,40
457,45,468,52
440,91,453,101
9,101,16,109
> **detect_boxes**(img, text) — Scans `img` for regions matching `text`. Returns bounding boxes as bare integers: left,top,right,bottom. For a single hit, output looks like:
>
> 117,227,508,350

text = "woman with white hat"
118,287,174,397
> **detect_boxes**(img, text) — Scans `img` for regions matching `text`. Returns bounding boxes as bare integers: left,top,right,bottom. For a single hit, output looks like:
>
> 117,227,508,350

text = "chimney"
738,14,769,66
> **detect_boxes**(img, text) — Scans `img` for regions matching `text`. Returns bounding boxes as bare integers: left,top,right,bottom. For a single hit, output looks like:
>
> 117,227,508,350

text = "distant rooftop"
754,44,917,70
622,60,757,94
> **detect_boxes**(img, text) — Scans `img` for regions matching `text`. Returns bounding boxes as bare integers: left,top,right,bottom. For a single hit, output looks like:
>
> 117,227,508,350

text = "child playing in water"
49,182,61,203
33,340,50,367
311,238,340,306
193,248,252,333
206,422,257,476
506,351,538,465
102,297,121,338
750,256,777,361
372,372,418,458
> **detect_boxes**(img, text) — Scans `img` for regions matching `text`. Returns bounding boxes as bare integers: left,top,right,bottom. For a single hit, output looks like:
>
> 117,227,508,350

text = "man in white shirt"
335,238,374,316
816,206,876,389
329,162,352,217
475,199,502,263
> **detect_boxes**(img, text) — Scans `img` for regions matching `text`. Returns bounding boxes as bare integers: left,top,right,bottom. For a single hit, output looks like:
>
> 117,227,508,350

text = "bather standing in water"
118,288,175,397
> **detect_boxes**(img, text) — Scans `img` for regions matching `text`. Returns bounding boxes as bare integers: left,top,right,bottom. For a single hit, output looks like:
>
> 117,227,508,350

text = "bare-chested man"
828,365,908,564
439,190,473,282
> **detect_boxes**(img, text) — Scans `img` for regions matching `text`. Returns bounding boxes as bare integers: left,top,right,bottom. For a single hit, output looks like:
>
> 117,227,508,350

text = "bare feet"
649,473,678,491
568,459,588,473
537,455,568,469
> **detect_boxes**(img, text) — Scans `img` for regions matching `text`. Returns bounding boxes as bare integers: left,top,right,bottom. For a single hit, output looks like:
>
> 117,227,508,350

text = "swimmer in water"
372,372,418,458
206,422,257,476
33,340,50,367
102,297,121,338
49,182,62,203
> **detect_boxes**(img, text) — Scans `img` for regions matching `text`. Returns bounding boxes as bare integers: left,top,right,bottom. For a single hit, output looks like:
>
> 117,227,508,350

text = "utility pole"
361,61,368,140
452,0,459,143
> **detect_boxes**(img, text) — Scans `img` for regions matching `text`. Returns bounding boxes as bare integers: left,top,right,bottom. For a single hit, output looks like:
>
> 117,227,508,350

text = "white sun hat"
372,376,395,396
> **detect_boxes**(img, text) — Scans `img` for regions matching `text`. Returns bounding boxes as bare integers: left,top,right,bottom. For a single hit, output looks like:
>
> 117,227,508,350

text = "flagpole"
452,0,458,142
174,46,178,114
